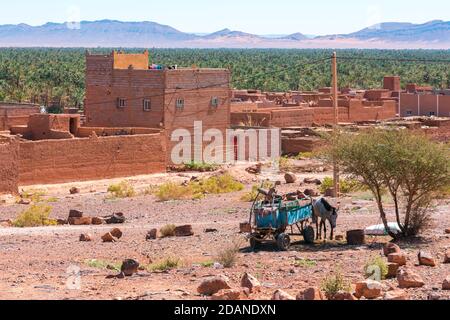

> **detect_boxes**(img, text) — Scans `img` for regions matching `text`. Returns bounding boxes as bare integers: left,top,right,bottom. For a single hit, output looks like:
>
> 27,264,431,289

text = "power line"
338,56,450,64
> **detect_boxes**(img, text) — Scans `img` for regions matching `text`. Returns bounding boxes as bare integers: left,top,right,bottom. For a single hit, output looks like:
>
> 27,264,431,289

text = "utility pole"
331,52,340,198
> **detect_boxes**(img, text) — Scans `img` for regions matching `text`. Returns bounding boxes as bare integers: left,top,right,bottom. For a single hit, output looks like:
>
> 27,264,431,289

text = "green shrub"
364,256,388,280
319,177,364,194
183,161,219,172
155,183,195,201
240,181,274,202
321,269,352,299
85,259,121,272
160,224,177,238
295,152,314,160
294,258,317,268
107,181,136,198
149,257,181,272
201,174,244,194
19,189,46,203
277,156,292,171
13,204,57,228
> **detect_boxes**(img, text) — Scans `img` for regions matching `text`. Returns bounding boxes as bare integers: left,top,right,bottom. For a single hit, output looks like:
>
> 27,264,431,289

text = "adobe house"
0,102,40,132
84,51,231,163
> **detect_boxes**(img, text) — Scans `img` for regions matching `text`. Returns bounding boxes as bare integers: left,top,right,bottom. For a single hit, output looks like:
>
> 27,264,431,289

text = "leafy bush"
277,156,292,171
319,177,364,194
149,257,181,272
201,174,244,194
107,181,136,198
216,243,240,268
160,224,176,238
321,269,352,299
155,183,195,201
240,181,274,202
183,161,219,172
13,204,57,228
364,256,388,280
19,189,47,203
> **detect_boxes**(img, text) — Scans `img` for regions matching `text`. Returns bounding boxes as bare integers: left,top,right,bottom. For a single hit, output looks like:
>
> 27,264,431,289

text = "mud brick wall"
282,137,325,154
0,139,19,194
269,108,314,127
0,104,40,131
18,133,166,186
400,94,450,117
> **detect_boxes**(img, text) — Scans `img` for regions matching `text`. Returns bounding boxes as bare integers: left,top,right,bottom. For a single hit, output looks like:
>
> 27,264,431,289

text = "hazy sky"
1,0,449,35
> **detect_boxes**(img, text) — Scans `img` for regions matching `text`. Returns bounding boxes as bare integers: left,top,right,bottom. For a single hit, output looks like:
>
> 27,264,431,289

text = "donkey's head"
329,206,339,229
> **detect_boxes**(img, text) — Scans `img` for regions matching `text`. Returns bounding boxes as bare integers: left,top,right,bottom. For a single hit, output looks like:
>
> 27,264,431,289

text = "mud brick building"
0,102,40,131
85,51,231,162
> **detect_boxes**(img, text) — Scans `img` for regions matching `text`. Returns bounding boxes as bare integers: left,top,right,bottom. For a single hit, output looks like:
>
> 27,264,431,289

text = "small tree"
327,129,449,238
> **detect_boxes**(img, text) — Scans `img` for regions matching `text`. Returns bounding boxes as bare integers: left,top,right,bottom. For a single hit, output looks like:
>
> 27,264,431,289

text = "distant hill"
0,19,449,49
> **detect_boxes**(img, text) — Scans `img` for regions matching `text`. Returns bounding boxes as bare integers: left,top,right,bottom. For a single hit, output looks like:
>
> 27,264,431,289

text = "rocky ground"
0,162,449,300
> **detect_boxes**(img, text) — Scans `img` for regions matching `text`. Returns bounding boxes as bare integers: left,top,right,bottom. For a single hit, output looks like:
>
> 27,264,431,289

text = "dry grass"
321,269,352,299
216,242,241,268
364,256,388,280
160,224,176,238
13,204,57,228
240,181,274,202
107,181,136,199
148,257,181,272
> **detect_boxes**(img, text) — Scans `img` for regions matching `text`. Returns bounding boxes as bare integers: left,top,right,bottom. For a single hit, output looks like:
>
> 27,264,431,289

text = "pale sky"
1,0,449,35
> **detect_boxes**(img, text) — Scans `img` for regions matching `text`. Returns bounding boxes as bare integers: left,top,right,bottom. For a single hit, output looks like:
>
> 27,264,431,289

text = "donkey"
312,197,339,240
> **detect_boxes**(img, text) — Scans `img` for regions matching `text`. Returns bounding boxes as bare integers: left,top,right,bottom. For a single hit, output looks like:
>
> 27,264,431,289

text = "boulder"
271,290,295,301
354,280,383,299
0,219,13,228
297,287,324,300
69,210,83,218
121,259,139,277
387,263,400,278
445,228,450,234
241,273,261,293
204,228,218,233
110,228,123,239
304,178,322,185
101,232,116,243
174,225,194,237
18,198,31,205
443,276,450,290
418,251,436,267
106,212,126,224
56,219,67,225
239,222,252,233
331,291,358,300
284,173,297,184
211,289,242,301
146,229,158,240
388,253,407,266
91,217,104,225
346,230,365,245
383,243,402,257
69,187,80,195
68,217,92,226
444,250,450,264
383,289,409,300
197,276,232,296
79,234,92,242
397,268,425,288
304,189,319,197
335,235,344,241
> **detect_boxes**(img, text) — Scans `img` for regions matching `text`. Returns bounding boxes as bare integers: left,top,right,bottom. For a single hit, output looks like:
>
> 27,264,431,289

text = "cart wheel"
249,237,260,251
276,233,291,251
303,226,315,244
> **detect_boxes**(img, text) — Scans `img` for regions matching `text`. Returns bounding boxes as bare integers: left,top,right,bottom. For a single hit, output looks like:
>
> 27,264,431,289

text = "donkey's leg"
323,221,327,240
330,221,334,240
316,220,320,240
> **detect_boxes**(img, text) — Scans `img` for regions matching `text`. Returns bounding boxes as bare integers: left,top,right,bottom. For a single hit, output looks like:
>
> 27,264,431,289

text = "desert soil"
0,162,449,300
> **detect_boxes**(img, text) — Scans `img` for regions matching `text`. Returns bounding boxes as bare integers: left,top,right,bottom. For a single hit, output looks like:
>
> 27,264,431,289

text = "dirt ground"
0,162,449,300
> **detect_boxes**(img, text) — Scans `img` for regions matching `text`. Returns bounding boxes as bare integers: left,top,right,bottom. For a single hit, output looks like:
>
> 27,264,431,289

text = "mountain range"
0,19,449,49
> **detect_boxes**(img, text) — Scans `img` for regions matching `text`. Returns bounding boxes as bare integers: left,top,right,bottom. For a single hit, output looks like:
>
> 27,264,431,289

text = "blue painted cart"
248,187,315,251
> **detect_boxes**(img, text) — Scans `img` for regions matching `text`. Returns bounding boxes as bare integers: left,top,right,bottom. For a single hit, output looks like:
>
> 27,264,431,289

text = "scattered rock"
56,219,67,225
175,225,194,237
304,189,319,197
101,233,116,243
331,291,358,300
346,229,365,245
106,212,126,224
304,178,321,185
397,268,425,288
68,217,92,226
121,259,139,277
324,188,334,197
284,173,297,184
197,276,232,296
146,229,158,240
69,187,80,195
79,234,92,242
110,228,123,239
69,210,83,218
354,280,383,299
0,219,13,227
246,163,262,175
298,287,324,300
239,222,252,233
204,228,218,233
91,217,104,225
444,250,450,264
387,263,400,278
241,273,261,293
388,253,407,266
335,235,344,241
383,243,401,257
383,289,409,300
445,228,450,234
211,289,241,301
271,290,295,301
18,198,31,205
443,277,450,290
418,251,436,267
